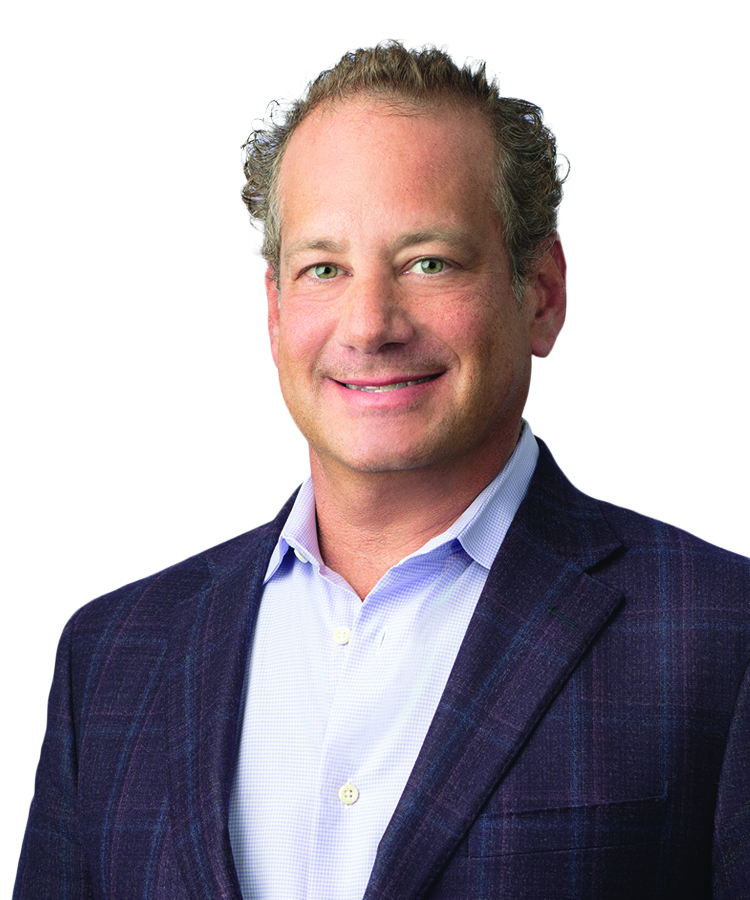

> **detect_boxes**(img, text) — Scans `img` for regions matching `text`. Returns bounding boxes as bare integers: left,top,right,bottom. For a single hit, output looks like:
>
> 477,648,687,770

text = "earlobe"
528,237,567,359
265,266,281,367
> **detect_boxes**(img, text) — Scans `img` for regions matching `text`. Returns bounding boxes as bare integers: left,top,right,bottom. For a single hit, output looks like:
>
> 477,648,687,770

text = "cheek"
454,317,530,397
276,307,330,377
430,281,514,343
436,307,506,366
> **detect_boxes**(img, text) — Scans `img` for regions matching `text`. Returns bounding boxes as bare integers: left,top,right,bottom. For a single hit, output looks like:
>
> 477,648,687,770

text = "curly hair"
241,42,566,298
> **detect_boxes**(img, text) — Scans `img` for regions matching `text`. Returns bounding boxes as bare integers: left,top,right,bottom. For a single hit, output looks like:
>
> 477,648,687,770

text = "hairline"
266,90,528,303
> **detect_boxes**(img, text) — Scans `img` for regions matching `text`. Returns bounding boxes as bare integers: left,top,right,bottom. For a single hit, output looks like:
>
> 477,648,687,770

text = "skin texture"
267,97,566,597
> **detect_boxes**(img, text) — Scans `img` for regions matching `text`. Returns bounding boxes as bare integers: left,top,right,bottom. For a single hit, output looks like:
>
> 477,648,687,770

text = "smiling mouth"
341,374,441,393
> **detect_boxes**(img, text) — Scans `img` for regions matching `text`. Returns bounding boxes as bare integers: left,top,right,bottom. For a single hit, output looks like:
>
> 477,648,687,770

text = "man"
14,42,749,900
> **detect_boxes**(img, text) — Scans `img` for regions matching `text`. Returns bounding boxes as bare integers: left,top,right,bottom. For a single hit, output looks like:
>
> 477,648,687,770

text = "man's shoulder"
65,489,298,639
590,495,750,621
528,439,750,587
595,492,748,566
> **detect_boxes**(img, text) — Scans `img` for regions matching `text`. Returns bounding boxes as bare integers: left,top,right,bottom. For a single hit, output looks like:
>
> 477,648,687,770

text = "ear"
526,236,567,358
266,265,280,368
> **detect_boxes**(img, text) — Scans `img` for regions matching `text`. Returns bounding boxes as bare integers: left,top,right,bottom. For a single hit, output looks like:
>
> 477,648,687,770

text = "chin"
323,436,461,475
345,456,429,474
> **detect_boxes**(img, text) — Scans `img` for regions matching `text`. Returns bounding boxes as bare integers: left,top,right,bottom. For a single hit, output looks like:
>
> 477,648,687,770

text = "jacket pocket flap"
468,794,667,857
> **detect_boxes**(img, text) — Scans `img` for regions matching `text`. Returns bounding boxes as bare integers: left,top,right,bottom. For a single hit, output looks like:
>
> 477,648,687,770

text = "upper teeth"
343,375,437,393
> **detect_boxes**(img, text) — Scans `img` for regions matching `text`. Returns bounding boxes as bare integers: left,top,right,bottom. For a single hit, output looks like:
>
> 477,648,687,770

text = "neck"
310,429,521,599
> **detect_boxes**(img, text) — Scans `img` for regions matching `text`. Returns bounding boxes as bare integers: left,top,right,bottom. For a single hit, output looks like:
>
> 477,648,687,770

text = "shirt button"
332,626,351,645
338,782,359,805
293,548,308,563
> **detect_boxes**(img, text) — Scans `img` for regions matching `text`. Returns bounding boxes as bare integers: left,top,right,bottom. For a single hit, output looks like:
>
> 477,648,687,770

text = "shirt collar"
264,478,320,582
454,421,538,567
264,421,538,582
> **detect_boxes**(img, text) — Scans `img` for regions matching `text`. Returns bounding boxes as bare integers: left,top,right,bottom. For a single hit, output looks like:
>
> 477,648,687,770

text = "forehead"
275,97,497,233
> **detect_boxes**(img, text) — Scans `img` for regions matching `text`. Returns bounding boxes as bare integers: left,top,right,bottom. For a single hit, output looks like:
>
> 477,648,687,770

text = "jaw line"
340,373,442,393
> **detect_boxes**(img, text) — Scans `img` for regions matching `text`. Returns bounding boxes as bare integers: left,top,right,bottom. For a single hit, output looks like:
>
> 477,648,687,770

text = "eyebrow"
285,237,349,258
283,228,478,261
390,228,477,255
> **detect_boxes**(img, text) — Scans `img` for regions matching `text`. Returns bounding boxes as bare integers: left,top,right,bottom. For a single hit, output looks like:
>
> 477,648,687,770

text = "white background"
3,0,748,889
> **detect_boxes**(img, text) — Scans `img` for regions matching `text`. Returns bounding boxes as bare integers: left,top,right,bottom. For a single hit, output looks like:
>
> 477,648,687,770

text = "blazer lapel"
165,498,294,900
364,444,625,900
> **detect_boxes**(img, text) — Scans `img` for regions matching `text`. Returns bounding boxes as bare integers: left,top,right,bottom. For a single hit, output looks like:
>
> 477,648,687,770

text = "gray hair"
241,41,566,298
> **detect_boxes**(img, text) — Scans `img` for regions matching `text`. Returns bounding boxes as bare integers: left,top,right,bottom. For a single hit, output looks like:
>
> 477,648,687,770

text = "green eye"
415,258,444,274
313,264,339,279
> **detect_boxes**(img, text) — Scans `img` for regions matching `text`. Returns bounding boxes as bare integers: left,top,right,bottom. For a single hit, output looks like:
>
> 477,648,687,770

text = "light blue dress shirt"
229,424,539,900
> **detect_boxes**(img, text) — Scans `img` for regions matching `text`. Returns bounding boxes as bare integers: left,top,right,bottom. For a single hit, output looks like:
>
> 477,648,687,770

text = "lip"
338,373,442,393
328,371,445,407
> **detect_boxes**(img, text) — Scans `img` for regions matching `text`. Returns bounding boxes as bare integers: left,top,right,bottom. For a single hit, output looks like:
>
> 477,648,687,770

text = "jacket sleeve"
13,616,94,900
712,655,750,899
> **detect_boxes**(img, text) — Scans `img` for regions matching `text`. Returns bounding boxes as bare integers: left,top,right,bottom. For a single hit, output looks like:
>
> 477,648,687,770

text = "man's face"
268,97,564,480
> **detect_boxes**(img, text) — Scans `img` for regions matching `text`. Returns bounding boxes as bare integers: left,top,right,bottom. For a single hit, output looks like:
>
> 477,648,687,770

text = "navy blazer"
14,442,750,899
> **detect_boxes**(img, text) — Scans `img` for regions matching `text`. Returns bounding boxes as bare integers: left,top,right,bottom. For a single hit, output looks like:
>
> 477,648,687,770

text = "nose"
336,274,415,354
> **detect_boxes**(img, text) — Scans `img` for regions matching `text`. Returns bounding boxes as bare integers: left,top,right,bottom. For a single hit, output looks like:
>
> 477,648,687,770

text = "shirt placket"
307,592,396,900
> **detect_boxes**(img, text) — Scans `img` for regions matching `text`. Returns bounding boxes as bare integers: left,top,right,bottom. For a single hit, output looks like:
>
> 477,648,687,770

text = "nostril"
336,298,415,353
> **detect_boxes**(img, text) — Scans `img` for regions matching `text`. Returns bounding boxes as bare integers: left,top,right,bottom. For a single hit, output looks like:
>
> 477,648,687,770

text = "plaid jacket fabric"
14,441,750,900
